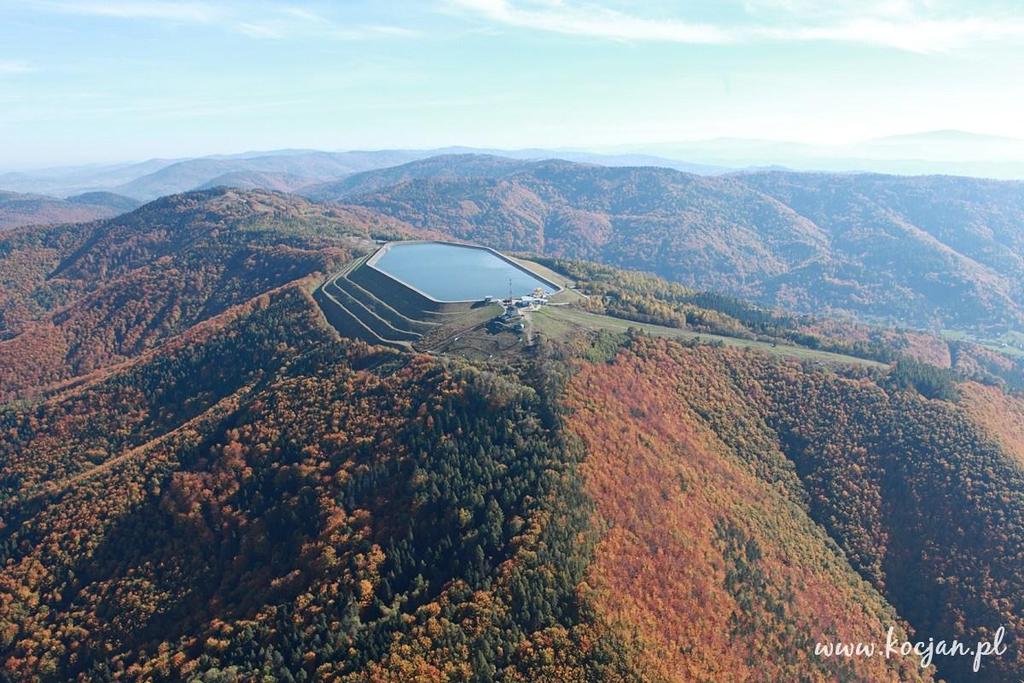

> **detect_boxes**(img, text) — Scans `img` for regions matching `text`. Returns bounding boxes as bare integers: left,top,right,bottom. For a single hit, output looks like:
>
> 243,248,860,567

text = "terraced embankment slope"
315,254,480,350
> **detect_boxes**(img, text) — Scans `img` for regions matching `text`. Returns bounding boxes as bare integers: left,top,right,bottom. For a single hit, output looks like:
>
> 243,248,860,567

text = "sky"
1,0,1023,168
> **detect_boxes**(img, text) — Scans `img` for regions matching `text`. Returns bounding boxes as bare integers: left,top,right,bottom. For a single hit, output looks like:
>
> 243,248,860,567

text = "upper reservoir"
370,241,558,302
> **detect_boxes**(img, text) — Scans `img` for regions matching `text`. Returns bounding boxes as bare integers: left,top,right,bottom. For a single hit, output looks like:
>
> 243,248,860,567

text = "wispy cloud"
38,1,225,23
233,18,419,41
236,22,284,39
236,5,421,42
0,60,34,75
447,0,1024,52
758,15,1024,52
26,1,418,41
448,0,736,45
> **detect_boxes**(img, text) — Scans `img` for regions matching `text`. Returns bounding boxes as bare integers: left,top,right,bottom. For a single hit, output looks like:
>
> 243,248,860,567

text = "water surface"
373,242,555,301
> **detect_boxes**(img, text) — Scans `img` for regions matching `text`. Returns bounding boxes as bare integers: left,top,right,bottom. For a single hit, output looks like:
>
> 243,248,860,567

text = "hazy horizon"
0,127,1020,173
2,0,1023,168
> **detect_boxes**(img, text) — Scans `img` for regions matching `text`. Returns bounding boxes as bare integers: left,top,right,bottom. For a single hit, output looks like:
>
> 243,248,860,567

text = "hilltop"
0,190,140,231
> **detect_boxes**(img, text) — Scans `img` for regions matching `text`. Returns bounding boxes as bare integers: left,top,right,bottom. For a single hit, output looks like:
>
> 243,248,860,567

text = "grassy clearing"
942,329,1024,358
508,255,572,287
533,306,886,368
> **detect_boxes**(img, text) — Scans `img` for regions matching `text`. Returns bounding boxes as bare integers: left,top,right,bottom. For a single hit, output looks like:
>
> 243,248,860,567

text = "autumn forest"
1,176,1023,683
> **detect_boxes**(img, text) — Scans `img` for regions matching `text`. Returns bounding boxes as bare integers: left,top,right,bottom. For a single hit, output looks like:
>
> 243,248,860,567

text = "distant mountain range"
0,148,725,201
0,150,440,200
4,130,1023,203
613,130,1024,179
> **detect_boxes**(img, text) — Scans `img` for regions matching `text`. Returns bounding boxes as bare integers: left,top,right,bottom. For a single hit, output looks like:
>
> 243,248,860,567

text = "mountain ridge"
0,190,141,231
315,156,1024,331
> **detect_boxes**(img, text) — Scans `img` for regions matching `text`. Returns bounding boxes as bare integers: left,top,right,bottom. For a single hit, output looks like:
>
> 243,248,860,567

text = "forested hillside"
317,155,1024,330
566,336,1024,682
0,188,420,401
0,283,639,681
2,188,1024,681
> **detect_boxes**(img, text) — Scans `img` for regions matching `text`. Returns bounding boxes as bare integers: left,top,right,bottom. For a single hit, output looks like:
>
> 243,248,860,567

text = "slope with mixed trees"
563,333,1024,682
562,337,924,682
0,188,422,401
315,155,1024,331
0,282,646,681
2,188,1024,681
0,235,642,681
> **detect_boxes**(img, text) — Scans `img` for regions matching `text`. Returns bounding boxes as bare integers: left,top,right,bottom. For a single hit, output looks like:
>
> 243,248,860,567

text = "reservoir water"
371,242,557,301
